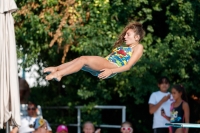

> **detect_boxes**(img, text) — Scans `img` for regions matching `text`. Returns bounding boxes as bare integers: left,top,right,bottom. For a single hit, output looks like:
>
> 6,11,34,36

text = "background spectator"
121,121,133,133
19,102,52,133
148,76,172,133
32,117,52,133
56,125,68,133
83,121,100,133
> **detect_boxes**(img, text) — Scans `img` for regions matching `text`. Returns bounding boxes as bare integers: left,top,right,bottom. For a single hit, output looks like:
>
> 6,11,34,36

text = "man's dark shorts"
153,128,169,133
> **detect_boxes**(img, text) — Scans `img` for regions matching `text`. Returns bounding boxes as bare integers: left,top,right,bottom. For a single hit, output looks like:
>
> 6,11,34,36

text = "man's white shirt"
148,91,173,128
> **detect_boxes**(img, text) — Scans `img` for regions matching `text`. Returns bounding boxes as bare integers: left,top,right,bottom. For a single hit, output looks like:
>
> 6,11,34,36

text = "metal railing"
43,105,126,133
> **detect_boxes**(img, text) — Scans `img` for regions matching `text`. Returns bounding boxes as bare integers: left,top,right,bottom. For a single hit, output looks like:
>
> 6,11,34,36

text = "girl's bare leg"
43,58,79,73
45,56,118,81
175,128,184,133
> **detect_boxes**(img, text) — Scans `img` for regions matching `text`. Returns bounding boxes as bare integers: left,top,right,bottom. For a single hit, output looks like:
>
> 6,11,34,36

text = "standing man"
148,76,172,133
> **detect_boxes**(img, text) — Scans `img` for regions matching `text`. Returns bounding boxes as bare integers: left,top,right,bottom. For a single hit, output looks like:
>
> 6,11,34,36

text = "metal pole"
122,106,126,122
6,121,10,133
77,108,81,133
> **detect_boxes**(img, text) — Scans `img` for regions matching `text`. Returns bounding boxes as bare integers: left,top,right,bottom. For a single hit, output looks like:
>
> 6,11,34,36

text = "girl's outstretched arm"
183,102,190,133
98,44,143,79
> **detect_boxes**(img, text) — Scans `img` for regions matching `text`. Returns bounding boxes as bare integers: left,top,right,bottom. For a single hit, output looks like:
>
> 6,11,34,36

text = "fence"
43,105,126,133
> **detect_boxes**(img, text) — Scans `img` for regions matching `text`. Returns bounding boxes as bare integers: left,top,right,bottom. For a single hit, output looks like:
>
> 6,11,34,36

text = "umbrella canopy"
0,0,20,129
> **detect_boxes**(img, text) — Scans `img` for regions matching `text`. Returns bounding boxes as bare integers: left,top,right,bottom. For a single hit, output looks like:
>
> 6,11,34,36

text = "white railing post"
77,108,81,133
122,106,126,123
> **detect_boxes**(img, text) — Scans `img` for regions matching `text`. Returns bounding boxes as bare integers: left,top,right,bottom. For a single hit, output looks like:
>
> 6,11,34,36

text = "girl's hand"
161,108,171,121
98,69,113,79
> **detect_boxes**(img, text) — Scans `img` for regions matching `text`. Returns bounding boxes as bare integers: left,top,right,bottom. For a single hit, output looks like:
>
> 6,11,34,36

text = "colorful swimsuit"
81,46,133,78
105,46,133,67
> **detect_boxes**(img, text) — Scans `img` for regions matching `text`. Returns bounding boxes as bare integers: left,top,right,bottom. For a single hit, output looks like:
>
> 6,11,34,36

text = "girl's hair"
172,84,188,102
121,121,132,127
157,76,170,85
113,22,145,48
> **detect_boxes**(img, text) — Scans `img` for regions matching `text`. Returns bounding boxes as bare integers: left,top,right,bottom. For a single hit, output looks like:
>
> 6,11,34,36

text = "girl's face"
124,29,140,46
120,124,133,133
171,88,182,101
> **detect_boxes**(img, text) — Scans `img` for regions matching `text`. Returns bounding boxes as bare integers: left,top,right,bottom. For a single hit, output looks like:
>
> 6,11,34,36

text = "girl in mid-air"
44,22,145,81
161,84,190,133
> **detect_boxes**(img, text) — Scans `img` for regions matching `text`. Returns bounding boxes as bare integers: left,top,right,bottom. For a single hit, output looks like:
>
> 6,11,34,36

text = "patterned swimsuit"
105,46,133,67
81,46,133,78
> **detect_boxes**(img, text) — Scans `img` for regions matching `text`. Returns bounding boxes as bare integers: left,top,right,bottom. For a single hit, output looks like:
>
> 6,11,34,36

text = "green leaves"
78,88,95,99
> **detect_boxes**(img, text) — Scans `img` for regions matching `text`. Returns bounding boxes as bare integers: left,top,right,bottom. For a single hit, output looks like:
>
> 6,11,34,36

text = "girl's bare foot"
45,72,62,81
43,67,57,74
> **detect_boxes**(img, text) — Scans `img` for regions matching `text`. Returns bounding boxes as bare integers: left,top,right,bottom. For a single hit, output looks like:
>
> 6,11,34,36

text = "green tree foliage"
14,0,200,132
